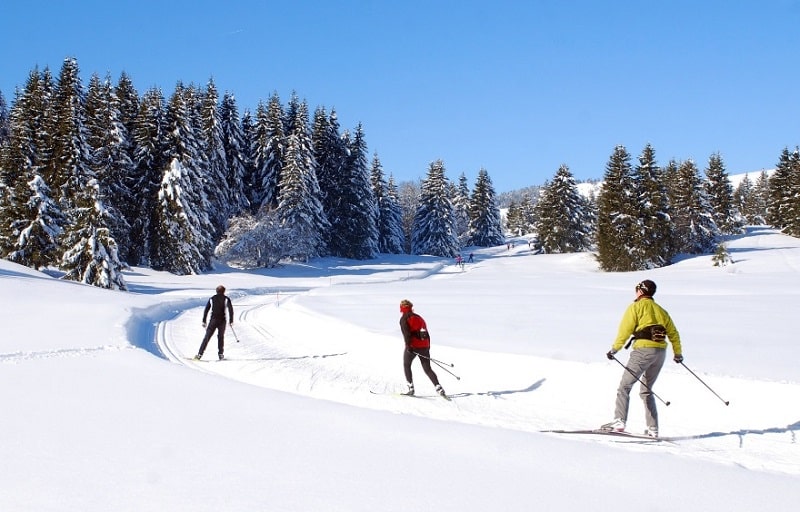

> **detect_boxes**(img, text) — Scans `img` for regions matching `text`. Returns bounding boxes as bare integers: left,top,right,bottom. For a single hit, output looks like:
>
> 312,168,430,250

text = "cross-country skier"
399,299,446,397
194,285,234,360
601,280,683,438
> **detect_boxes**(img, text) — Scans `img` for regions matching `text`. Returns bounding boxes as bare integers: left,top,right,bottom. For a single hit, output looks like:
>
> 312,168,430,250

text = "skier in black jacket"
194,285,234,360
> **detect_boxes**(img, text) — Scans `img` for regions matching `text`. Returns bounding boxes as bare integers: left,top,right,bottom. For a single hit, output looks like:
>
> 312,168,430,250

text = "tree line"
0,58,505,289
506,143,800,271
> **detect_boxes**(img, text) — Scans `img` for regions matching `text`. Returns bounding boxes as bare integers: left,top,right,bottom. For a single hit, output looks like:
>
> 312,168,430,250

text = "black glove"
606,350,617,360
674,354,684,363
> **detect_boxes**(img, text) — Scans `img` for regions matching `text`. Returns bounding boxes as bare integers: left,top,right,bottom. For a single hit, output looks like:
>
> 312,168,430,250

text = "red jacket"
400,310,430,349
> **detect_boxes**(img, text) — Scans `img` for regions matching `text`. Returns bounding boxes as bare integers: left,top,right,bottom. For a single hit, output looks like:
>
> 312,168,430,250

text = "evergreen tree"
149,83,214,274
0,90,9,147
452,173,471,245
669,159,718,254
250,93,284,211
199,78,230,236
505,193,536,237
128,87,166,265
60,178,127,290
412,160,459,257
397,180,420,254
328,124,378,259
782,149,800,237
6,175,64,269
219,92,250,216
533,164,593,253
596,145,640,271
704,152,744,235
752,170,771,225
0,68,57,258
734,174,766,225
634,144,673,267
467,168,504,247
767,147,798,231
312,107,346,250
370,154,404,254
276,100,329,261
84,73,135,263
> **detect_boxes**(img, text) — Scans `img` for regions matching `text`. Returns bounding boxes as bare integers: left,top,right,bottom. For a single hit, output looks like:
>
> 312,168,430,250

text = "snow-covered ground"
2,226,799,511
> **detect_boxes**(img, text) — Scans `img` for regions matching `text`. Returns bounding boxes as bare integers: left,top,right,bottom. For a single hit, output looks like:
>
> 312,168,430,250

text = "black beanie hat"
636,280,657,296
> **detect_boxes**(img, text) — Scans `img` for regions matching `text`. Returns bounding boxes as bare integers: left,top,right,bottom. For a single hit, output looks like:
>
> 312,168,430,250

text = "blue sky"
2,0,799,192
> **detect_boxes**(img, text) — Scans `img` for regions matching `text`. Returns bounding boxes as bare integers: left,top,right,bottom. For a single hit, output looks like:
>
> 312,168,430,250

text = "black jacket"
203,293,233,323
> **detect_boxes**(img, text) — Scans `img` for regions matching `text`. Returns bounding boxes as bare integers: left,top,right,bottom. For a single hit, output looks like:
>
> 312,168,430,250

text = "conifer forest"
0,57,798,288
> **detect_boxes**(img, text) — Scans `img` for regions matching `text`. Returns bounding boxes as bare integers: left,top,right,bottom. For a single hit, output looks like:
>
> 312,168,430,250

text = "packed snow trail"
160,231,800,477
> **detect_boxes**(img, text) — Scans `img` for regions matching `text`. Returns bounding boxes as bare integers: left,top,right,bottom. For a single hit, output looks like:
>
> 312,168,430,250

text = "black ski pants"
403,347,440,386
198,318,227,356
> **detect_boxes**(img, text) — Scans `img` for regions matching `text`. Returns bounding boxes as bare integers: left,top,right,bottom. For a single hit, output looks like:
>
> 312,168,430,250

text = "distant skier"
398,299,445,397
194,285,234,360
467,253,474,263
601,280,683,438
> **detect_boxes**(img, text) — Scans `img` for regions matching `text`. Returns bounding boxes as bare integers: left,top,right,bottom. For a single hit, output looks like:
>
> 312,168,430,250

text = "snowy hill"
2,226,799,511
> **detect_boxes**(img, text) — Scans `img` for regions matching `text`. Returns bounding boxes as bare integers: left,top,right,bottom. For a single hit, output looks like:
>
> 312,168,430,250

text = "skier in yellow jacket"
601,280,683,438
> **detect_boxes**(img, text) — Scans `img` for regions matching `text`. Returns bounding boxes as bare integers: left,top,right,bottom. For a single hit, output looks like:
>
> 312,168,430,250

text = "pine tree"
767,147,795,229
60,178,127,289
312,107,346,250
250,94,284,211
533,164,593,253
128,87,166,266
328,124,378,259
370,154,404,254
198,78,231,236
634,144,673,267
0,90,9,147
782,149,800,237
752,170,771,225
467,168,504,247
669,159,719,254
596,145,640,271
219,92,250,216
452,173,471,245
397,180,420,254
276,100,329,261
6,175,65,269
84,73,135,264
1,68,58,259
149,83,214,274
412,160,459,257
704,152,744,235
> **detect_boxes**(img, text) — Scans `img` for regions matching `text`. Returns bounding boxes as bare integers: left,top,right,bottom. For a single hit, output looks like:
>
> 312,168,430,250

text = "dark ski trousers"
404,347,440,387
198,318,227,356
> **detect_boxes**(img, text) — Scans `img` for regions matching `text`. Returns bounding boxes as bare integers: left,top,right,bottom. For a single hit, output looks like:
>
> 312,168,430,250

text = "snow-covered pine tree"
0,68,57,260
370,154,404,254
0,90,9,147
84,73,134,264
198,79,231,237
250,94,284,211
6,175,64,269
215,208,292,269
328,123,378,259
752,170,771,226
149,83,213,274
128,87,166,266
219,92,250,216
533,164,593,253
596,145,641,271
634,144,673,267
397,180,420,254
452,173,471,245
767,147,797,231
276,100,329,261
467,168,504,247
312,106,346,251
781,149,800,237
412,160,459,257
60,178,127,290
669,159,719,254
704,152,744,235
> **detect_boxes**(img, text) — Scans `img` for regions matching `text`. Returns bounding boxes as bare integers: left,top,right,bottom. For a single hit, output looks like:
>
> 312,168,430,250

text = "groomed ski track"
158,235,800,477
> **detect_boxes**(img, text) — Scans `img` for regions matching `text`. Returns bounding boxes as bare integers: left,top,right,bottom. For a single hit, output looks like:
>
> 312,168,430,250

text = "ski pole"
412,351,461,380
611,355,670,406
230,324,240,343
680,362,729,405
416,352,455,368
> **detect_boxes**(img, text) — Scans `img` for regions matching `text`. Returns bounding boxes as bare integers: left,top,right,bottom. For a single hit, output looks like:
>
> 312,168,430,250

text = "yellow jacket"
612,297,682,355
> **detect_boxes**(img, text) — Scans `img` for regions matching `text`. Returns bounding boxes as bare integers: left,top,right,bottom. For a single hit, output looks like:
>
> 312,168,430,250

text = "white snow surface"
2,226,799,511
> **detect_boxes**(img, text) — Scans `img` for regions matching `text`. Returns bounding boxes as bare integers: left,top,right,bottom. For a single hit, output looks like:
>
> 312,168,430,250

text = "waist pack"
633,324,667,342
415,328,430,341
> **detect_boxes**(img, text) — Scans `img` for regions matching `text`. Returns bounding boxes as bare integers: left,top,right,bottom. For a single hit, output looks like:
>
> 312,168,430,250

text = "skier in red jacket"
399,299,445,397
